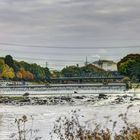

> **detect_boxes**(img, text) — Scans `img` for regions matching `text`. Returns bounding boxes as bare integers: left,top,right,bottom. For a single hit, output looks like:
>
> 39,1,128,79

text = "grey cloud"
0,0,140,69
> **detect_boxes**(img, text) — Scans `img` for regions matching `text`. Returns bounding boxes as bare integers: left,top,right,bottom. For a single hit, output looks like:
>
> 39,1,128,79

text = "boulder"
23,92,30,97
98,94,108,99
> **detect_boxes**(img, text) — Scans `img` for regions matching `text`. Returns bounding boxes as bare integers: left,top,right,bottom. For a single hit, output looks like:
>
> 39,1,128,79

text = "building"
93,60,118,71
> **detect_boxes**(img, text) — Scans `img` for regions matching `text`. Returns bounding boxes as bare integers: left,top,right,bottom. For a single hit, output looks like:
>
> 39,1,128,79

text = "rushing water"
0,102,140,140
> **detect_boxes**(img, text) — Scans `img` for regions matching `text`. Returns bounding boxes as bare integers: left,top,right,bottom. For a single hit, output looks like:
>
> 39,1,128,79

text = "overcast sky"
0,0,140,70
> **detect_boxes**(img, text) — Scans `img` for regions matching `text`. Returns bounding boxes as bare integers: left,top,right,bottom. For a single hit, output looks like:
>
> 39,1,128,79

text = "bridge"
46,76,124,83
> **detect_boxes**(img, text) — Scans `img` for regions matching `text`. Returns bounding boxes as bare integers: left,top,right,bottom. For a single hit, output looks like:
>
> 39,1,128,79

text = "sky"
0,0,140,70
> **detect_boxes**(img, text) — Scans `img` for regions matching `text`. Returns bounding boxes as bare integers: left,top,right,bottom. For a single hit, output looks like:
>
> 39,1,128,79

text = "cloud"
91,55,101,60
0,0,140,68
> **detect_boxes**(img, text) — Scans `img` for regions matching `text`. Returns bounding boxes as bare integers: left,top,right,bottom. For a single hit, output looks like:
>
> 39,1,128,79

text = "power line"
15,56,84,62
0,48,123,56
0,42,140,49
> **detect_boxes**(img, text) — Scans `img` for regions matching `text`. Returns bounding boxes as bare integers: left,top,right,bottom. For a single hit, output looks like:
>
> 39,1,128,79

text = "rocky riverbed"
0,93,140,106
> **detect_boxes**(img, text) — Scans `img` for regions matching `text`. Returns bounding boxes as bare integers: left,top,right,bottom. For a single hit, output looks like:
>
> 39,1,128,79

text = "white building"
93,60,118,71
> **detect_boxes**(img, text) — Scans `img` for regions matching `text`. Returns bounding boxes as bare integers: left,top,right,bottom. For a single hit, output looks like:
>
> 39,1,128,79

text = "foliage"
2,64,15,79
0,59,4,71
16,69,34,81
51,70,62,78
122,77,131,89
18,62,49,81
43,67,51,79
4,55,17,72
0,55,50,82
118,54,140,81
61,64,106,77
61,65,81,77
29,64,46,81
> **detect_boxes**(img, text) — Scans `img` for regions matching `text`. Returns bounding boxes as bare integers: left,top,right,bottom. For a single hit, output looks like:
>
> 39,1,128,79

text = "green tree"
43,67,50,79
51,70,61,78
61,64,105,77
30,64,45,81
4,55,17,72
61,65,80,77
118,54,140,81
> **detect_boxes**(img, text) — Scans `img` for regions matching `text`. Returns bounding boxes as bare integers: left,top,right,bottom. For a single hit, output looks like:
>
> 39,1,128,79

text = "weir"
0,83,126,92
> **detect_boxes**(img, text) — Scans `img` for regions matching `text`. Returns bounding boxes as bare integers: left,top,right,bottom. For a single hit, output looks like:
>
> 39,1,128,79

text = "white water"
0,89,126,96
0,88,140,140
0,101,140,140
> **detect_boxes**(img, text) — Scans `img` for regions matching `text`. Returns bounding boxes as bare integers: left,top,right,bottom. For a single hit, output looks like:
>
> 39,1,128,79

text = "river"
0,101,140,140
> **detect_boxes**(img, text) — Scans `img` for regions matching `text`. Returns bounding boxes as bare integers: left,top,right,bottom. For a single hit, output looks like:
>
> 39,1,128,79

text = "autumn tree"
0,55,50,82
2,64,15,79
0,59,5,72
25,71,34,81
16,69,34,81
16,71,23,80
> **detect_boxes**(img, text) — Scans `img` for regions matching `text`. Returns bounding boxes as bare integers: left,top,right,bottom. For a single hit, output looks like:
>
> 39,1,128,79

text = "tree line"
0,54,139,82
51,64,118,78
0,55,50,82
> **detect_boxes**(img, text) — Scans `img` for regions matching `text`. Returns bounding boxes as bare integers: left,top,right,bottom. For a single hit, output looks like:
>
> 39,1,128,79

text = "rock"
74,96,84,99
114,97,124,104
86,99,95,102
98,94,108,99
60,96,72,102
122,95,131,98
23,92,30,97
130,97,140,101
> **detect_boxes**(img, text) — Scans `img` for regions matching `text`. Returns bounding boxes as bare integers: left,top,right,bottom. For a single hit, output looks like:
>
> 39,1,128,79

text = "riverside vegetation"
0,53,139,83
10,105,140,140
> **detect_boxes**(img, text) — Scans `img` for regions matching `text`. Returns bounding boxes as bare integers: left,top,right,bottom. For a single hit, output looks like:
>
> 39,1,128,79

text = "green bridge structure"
46,76,124,84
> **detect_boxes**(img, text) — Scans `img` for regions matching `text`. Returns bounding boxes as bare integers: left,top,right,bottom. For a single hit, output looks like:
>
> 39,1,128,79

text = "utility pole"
46,62,48,67
85,56,88,66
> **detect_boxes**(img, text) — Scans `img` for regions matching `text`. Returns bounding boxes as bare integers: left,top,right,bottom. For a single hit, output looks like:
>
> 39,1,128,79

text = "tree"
51,70,61,78
25,71,34,81
0,59,5,72
2,64,15,79
30,64,45,81
61,64,105,77
16,71,23,80
4,55,16,72
17,68,34,81
61,65,80,77
118,54,140,81
43,67,50,79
